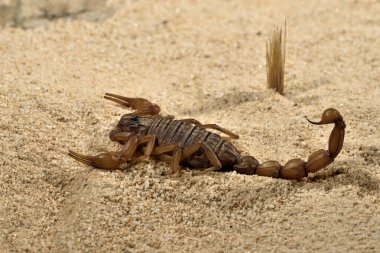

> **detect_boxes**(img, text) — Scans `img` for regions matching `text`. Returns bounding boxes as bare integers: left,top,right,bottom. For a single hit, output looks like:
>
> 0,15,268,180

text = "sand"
1,0,379,252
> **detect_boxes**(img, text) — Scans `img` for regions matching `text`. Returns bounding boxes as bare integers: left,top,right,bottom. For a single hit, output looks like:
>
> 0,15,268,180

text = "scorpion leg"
179,118,239,139
180,142,222,171
119,135,160,160
148,143,183,174
156,154,172,164
116,136,140,161
150,143,178,155
146,143,183,174
202,124,239,139
149,142,222,173
138,135,156,156
171,146,183,174
152,142,222,170
109,130,133,142
104,93,161,116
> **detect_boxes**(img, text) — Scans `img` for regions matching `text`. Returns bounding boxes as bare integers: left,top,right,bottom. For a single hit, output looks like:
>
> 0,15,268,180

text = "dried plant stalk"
266,24,286,95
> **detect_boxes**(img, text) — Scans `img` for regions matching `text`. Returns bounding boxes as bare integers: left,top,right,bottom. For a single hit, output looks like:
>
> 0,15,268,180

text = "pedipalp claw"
103,94,130,107
69,150,96,167
68,150,125,170
104,93,160,115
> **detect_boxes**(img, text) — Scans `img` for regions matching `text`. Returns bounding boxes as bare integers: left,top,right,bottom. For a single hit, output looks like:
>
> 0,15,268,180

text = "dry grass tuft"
266,23,286,95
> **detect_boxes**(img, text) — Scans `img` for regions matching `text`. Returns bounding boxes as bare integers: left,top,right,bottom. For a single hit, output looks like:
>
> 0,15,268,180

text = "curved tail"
233,108,346,180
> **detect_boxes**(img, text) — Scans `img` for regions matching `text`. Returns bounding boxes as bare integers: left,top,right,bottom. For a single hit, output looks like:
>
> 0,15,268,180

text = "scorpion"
69,93,346,180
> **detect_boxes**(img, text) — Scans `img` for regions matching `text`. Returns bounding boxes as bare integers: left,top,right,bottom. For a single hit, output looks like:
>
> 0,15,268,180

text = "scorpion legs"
146,143,182,173
141,143,183,174
233,108,346,180
149,142,222,174
181,142,222,170
179,118,239,140
172,143,222,173
104,93,161,116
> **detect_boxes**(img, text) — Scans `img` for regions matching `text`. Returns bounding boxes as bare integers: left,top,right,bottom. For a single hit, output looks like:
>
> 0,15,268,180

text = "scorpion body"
69,93,346,180
128,116,241,168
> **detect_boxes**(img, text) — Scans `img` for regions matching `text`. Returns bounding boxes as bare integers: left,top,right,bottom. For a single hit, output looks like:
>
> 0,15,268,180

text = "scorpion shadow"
177,90,264,115
305,164,380,196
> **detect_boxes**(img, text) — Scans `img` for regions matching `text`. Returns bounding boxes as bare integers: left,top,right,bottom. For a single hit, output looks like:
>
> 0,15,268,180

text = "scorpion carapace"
69,93,346,180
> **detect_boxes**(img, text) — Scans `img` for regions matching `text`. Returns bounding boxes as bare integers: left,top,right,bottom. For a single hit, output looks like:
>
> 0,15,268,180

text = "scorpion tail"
233,108,345,180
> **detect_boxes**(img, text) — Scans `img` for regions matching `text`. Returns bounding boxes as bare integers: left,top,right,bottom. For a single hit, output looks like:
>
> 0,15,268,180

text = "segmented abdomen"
143,118,240,167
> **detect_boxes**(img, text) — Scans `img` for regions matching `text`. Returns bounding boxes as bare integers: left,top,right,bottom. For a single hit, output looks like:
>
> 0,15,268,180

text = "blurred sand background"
0,0,379,252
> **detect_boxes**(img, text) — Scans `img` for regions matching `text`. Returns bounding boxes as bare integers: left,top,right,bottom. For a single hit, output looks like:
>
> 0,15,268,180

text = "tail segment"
233,108,345,180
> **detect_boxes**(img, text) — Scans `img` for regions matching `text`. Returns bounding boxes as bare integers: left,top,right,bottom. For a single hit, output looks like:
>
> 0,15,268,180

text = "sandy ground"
1,0,380,252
